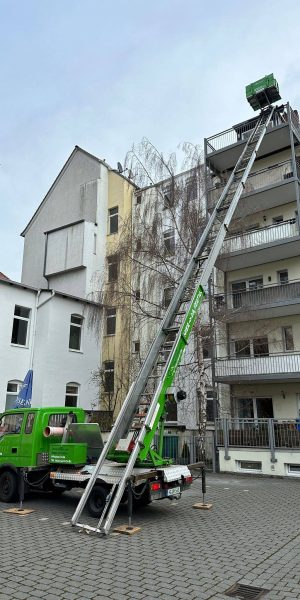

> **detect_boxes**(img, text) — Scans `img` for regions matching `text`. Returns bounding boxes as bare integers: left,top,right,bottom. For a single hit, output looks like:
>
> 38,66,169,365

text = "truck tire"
0,470,18,502
87,484,108,518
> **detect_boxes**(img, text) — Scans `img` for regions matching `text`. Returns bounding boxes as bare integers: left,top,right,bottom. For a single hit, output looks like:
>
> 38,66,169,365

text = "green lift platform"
246,74,281,111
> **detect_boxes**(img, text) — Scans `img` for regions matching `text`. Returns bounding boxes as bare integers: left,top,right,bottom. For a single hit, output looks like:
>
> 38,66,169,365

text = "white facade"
21,147,109,299
0,279,99,412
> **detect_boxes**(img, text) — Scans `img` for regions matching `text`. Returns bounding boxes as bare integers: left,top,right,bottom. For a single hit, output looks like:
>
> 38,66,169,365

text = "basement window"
237,460,262,472
287,464,300,476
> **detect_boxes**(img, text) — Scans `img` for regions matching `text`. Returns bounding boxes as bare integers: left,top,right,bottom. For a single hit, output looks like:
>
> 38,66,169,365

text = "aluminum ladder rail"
71,106,274,534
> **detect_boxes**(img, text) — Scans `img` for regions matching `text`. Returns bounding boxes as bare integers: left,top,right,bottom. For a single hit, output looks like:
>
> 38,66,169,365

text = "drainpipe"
30,289,56,371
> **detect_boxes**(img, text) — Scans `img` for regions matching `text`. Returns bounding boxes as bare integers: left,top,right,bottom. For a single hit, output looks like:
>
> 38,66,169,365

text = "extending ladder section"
71,106,275,535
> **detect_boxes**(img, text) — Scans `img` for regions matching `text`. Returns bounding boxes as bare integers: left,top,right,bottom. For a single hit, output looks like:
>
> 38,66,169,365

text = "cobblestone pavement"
0,473,299,600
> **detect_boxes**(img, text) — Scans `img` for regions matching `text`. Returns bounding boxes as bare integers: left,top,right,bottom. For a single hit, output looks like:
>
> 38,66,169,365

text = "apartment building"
0,277,99,412
130,168,215,461
20,146,135,422
205,103,300,477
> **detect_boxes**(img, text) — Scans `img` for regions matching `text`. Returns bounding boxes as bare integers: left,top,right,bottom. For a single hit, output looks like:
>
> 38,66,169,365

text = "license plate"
167,486,180,497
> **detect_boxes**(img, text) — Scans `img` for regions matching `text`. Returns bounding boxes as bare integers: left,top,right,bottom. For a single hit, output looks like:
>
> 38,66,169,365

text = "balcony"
216,219,299,271
215,352,300,383
213,279,300,322
216,418,300,450
205,105,300,172
207,159,299,216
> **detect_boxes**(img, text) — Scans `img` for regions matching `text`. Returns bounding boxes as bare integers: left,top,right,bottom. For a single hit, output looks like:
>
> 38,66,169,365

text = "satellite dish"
117,162,123,173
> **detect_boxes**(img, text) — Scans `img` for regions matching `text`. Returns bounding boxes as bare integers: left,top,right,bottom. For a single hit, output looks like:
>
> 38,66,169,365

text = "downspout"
30,290,56,371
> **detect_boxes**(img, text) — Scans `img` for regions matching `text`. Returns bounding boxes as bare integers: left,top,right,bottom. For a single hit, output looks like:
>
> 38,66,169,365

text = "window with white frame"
6,381,22,410
278,269,289,284
283,326,294,351
106,307,116,335
206,389,215,422
69,314,83,351
11,305,31,346
163,185,174,209
163,228,175,255
65,383,79,407
108,207,119,234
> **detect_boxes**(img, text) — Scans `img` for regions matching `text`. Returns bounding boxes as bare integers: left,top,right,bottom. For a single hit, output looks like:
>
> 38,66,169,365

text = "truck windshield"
0,413,24,436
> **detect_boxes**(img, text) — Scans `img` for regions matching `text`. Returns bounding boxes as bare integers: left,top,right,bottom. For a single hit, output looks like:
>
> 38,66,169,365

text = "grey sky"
1,0,300,281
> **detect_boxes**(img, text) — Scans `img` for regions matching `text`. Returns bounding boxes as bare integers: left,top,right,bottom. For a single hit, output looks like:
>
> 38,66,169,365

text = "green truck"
0,406,192,517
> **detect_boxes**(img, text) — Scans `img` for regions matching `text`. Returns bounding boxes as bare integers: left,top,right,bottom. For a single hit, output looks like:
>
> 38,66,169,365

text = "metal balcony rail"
215,417,300,450
215,351,300,379
206,104,290,154
221,218,298,255
214,278,300,313
207,159,298,210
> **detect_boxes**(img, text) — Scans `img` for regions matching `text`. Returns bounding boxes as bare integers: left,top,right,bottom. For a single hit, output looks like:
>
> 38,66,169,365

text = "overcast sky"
1,0,300,281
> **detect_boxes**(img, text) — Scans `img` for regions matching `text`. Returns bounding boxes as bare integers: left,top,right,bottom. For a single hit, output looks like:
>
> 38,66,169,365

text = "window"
231,278,263,308
65,384,79,407
273,215,283,224
236,397,273,419
136,194,142,205
108,207,118,234
69,314,83,351
107,256,119,282
106,307,116,335
93,233,97,255
48,412,78,427
278,270,289,284
165,394,178,422
103,361,114,393
11,305,30,346
135,289,141,302
206,390,215,422
238,460,262,472
136,237,142,251
163,287,174,309
283,326,294,351
253,337,269,356
201,326,212,359
25,413,35,434
133,341,140,353
235,339,251,357
163,229,175,255
186,178,197,201
6,381,22,410
163,186,173,209
0,413,24,435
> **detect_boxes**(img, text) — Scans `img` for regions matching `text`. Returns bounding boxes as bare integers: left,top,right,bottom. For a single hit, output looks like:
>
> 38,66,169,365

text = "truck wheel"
87,485,108,518
0,470,18,502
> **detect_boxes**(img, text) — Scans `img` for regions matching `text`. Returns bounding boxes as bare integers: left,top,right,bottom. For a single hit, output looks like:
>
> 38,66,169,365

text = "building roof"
0,272,9,280
21,145,137,237
0,276,101,306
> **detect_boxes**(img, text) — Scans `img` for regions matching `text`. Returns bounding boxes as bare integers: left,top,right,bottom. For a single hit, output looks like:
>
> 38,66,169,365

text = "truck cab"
0,407,94,502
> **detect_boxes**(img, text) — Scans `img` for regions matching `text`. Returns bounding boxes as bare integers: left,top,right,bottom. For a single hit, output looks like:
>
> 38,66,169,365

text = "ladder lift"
71,103,276,536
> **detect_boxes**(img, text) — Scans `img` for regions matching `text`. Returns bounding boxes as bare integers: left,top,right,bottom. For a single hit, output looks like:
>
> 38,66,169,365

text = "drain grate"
225,583,270,599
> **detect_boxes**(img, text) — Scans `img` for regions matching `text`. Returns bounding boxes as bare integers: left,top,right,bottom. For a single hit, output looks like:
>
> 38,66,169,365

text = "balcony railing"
220,218,298,255
214,279,300,315
206,104,290,154
216,418,300,450
207,159,298,210
215,352,300,379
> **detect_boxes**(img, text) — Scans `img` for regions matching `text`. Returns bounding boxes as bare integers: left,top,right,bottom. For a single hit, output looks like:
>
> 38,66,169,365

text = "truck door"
0,412,24,467
20,412,36,464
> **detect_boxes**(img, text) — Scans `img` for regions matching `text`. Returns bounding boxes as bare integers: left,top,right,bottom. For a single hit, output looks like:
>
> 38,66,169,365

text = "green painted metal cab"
0,407,86,468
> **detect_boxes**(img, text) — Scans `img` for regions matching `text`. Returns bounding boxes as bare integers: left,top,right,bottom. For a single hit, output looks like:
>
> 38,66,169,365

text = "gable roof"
20,146,110,238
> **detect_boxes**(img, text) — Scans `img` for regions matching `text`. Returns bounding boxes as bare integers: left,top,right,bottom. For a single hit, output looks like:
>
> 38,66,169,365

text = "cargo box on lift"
246,74,281,111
